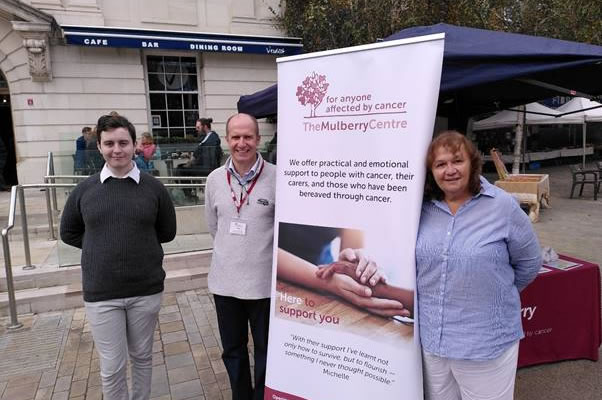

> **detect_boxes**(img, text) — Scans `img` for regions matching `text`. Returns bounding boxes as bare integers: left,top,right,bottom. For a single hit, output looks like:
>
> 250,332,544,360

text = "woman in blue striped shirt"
416,131,542,400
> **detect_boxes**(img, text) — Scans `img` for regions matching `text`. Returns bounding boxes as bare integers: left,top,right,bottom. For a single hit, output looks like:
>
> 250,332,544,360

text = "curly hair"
423,130,483,201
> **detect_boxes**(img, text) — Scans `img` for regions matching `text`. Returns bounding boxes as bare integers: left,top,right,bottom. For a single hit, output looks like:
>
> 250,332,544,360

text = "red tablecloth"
518,255,601,367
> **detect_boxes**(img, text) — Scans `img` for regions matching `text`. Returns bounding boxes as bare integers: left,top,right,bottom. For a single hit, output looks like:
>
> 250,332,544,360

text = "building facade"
0,0,299,183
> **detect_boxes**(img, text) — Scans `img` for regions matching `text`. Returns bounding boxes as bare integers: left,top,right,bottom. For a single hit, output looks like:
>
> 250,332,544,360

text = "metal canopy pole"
582,118,587,168
512,105,525,174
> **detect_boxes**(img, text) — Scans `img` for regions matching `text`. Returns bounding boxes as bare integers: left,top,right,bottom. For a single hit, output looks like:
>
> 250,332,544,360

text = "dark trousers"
175,165,211,197
213,295,270,400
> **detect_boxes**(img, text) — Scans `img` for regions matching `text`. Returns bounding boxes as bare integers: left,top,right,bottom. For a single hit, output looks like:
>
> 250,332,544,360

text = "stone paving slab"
0,312,71,380
0,289,243,400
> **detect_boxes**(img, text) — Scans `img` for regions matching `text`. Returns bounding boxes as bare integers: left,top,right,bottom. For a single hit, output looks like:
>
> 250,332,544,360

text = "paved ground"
0,290,233,400
0,163,601,399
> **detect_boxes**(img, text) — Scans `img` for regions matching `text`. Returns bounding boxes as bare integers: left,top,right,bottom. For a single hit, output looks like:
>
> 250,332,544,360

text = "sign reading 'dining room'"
265,34,444,400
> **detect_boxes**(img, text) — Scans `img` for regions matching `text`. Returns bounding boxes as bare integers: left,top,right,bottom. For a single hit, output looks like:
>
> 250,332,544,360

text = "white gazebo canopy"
473,102,560,131
474,98,602,167
556,97,602,166
556,97,602,122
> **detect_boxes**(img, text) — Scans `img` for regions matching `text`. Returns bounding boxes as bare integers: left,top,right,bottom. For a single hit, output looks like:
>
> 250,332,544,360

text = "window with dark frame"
147,55,199,139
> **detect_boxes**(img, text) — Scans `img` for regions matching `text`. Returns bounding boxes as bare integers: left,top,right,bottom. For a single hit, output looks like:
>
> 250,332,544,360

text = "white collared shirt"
100,161,140,184
226,152,263,186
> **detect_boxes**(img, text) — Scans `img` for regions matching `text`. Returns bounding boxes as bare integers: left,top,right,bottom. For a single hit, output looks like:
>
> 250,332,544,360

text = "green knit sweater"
60,173,177,302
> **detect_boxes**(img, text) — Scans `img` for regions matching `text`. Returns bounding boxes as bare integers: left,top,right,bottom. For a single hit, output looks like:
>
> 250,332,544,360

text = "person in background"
75,126,92,174
266,131,277,164
134,132,160,173
85,127,104,174
192,117,222,174
204,113,275,400
178,117,223,198
416,131,541,400
182,117,222,175
60,113,176,400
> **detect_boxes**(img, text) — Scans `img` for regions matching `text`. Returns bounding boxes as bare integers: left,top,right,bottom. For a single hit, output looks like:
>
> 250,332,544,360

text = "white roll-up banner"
265,34,445,400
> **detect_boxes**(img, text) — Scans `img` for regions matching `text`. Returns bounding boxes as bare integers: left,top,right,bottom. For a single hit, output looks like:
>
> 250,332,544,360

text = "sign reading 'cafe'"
63,25,303,56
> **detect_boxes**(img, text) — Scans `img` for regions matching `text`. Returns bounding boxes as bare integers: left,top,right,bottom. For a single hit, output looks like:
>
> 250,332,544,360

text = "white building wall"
23,0,282,36
0,17,50,183
4,34,148,182
201,52,277,139
4,0,285,183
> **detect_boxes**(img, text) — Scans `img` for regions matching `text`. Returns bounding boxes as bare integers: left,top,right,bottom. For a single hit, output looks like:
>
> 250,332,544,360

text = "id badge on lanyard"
226,161,264,236
229,219,247,236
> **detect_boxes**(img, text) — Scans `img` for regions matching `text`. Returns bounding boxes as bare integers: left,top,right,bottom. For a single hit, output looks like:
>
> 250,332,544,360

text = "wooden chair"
569,165,598,200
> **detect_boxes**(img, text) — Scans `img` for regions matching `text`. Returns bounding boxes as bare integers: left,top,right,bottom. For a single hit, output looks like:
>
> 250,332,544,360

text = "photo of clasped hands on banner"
276,222,414,342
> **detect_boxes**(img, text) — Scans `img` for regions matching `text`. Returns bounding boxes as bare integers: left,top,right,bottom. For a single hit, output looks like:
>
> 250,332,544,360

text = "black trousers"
213,295,270,400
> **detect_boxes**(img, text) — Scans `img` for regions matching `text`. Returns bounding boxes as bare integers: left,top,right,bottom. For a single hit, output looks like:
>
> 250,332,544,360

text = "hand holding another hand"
338,248,387,287
317,260,411,318
326,272,409,317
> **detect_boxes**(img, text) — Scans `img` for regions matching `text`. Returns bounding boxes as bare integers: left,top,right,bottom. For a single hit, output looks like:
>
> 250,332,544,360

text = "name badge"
229,220,247,236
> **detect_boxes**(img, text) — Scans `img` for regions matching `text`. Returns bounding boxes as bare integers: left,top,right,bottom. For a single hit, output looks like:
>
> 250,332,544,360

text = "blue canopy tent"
237,83,277,119
237,23,602,126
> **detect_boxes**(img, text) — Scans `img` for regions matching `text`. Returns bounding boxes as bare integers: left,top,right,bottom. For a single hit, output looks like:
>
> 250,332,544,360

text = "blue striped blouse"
416,176,542,360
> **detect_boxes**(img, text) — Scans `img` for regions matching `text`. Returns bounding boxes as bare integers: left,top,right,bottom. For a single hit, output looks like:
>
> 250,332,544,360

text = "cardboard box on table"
490,149,550,222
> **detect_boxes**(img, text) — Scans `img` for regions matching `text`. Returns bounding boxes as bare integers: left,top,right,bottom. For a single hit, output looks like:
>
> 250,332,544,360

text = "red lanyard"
226,160,265,215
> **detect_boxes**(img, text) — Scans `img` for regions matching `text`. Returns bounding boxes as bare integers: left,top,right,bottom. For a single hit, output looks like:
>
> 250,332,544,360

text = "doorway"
0,70,17,187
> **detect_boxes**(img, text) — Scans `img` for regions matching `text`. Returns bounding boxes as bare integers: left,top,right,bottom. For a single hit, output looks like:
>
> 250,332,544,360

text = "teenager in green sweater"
61,114,176,400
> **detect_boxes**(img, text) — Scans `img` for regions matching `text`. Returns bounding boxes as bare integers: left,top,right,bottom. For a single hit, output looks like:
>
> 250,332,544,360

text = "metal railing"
2,185,21,329
3,182,80,329
46,151,58,212
43,174,207,241
2,152,209,329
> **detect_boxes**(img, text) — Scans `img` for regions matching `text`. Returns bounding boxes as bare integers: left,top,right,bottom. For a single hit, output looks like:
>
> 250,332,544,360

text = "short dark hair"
225,113,259,138
96,114,136,144
424,130,483,201
198,117,213,129
82,126,92,134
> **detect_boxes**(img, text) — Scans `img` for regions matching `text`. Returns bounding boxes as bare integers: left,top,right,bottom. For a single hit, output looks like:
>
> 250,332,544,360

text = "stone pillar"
12,21,53,82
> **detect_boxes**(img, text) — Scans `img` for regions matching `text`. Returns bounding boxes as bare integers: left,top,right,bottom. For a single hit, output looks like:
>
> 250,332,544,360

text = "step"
0,252,212,317
0,283,84,317
5,225,58,240
0,264,81,292
0,250,212,291
0,210,61,240
0,265,211,317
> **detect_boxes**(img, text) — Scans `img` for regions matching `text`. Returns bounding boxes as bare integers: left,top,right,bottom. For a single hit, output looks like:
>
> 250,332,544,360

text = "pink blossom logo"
296,72,329,117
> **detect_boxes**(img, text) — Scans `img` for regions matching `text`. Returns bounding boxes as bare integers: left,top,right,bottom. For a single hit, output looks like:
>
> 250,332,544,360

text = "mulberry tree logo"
296,72,329,117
